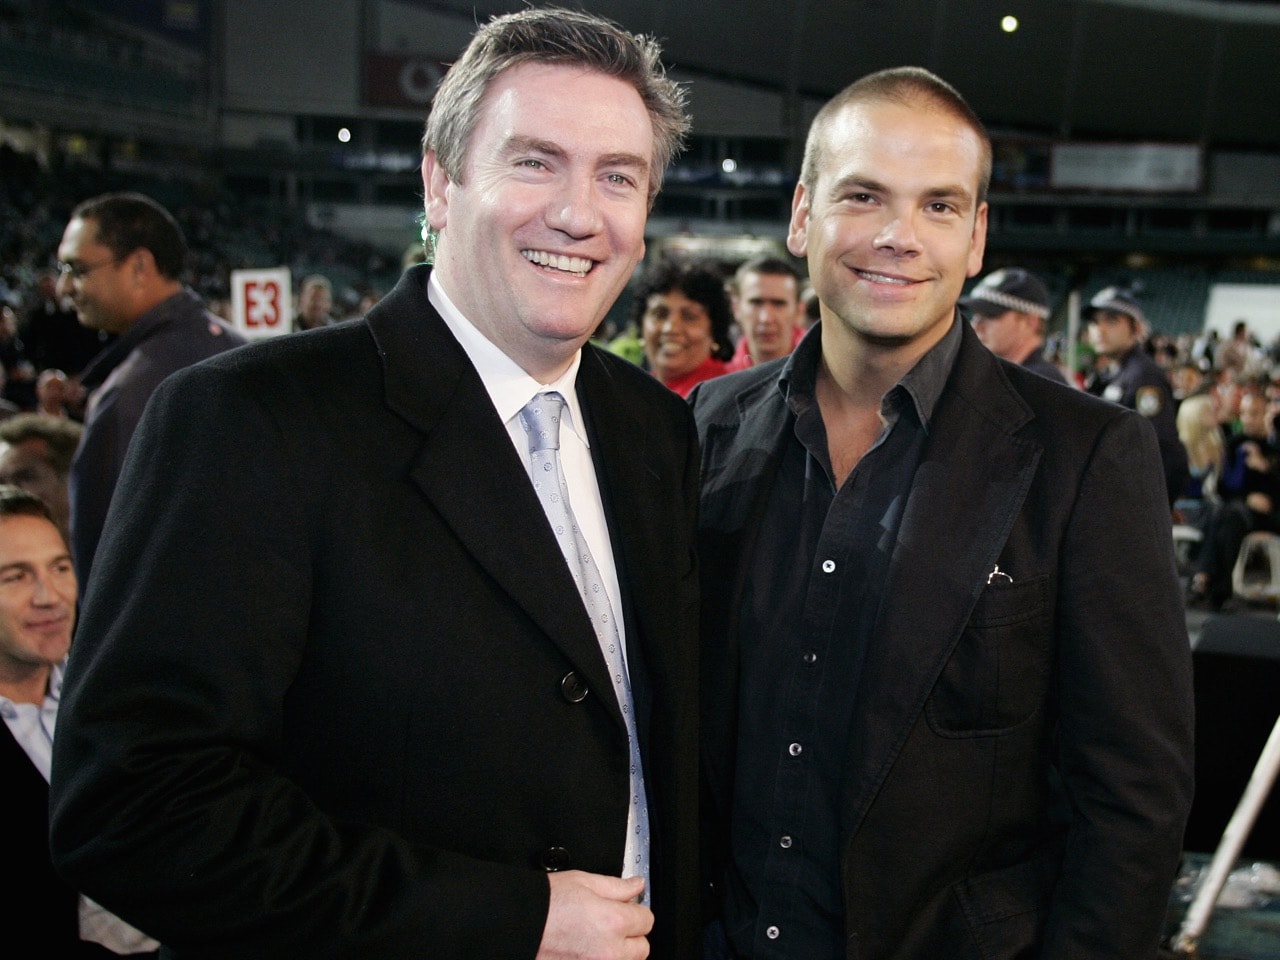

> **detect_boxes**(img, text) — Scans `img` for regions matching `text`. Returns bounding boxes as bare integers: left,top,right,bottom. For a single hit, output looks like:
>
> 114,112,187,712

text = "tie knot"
521,391,566,453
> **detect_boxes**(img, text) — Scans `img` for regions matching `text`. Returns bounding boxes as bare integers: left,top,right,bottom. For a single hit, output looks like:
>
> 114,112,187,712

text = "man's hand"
536,870,652,960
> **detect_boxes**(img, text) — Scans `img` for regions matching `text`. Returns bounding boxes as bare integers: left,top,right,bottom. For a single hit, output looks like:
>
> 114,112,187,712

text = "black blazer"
50,265,700,959
692,320,1194,960
2,724,123,958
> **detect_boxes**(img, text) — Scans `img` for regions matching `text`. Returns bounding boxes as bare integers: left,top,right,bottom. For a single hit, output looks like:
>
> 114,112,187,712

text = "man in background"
0,412,83,538
725,256,806,372
962,266,1066,384
53,191,245,582
0,485,156,956
1084,285,1188,505
294,273,336,330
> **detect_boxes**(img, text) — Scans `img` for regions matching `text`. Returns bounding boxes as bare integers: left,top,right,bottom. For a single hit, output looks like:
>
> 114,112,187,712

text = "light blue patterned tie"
520,391,650,895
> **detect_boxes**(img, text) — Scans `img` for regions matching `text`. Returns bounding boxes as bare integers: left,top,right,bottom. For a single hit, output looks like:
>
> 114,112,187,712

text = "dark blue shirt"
724,318,961,959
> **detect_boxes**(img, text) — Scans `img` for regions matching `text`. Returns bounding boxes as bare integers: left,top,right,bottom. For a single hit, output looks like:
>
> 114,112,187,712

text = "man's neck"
1013,339,1046,366
818,319,945,411
0,663,51,706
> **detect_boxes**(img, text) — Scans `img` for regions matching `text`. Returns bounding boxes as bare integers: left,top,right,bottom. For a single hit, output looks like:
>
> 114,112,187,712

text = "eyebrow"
827,174,976,207
503,136,650,175
0,553,72,574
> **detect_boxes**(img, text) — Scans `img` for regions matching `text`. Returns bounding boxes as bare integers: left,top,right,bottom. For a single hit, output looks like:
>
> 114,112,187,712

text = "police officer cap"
1087,286,1147,330
960,268,1051,319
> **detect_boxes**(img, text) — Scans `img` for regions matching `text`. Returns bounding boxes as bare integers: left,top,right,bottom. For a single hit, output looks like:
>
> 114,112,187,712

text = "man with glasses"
53,192,244,583
961,267,1067,384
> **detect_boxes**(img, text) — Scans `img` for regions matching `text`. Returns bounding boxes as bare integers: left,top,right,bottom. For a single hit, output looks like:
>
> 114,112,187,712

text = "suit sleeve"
1044,410,1194,958
49,365,551,960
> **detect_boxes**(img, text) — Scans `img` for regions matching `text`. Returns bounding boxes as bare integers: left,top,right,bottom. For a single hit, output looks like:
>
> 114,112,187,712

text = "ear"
966,201,989,278
786,181,810,258
422,151,451,230
128,247,157,284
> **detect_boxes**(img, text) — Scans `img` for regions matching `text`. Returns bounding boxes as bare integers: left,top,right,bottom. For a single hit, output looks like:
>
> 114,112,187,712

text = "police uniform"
1086,344,1188,504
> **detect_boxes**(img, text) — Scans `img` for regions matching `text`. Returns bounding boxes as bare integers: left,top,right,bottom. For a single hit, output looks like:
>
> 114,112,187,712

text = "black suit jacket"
692,320,1193,960
49,265,700,959
2,724,122,958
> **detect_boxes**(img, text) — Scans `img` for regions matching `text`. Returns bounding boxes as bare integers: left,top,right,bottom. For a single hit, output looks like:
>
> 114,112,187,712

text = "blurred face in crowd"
423,63,653,381
971,309,1038,364
1086,309,1138,359
36,370,70,414
55,215,136,335
736,271,803,364
0,513,76,697
642,288,715,384
298,282,333,328
1240,391,1270,439
789,97,987,359
0,441,71,537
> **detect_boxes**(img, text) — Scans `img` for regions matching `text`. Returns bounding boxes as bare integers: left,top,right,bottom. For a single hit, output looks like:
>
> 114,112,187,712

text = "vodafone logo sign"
366,54,448,108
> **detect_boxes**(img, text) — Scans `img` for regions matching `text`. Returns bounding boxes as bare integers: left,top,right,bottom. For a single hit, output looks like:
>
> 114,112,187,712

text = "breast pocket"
925,575,1052,737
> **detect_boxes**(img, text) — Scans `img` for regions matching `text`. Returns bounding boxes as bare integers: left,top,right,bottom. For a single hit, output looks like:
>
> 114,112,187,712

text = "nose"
873,209,922,256
546,175,603,239
31,572,57,605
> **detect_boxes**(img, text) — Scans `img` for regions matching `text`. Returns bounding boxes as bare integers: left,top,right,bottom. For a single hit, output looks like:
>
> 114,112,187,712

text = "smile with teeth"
856,269,913,285
522,249,594,278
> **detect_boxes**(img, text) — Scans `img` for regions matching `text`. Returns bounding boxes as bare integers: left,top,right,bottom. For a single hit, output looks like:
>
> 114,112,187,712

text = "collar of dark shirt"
777,311,964,434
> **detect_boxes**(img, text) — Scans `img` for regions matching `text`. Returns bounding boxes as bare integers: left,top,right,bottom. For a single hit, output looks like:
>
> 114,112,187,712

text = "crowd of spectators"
1,142,405,339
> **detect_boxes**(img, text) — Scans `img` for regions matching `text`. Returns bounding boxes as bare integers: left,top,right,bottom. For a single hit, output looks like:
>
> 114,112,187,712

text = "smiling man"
691,68,1192,960
53,192,244,584
50,9,698,960
0,484,157,957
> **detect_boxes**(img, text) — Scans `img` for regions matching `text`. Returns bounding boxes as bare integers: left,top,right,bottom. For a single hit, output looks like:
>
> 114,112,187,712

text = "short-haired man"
692,67,1192,959
1084,286,1188,506
51,10,698,959
961,266,1066,384
0,412,83,538
54,192,245,582
0,485,157,956
725,256,806,372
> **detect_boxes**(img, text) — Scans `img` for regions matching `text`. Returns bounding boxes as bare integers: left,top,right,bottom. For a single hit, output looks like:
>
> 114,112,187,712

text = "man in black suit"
50,9,698,959
692,68,1193,959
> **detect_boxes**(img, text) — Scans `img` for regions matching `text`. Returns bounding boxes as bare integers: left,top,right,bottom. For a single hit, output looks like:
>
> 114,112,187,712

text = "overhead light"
338,127,352,143
721,158,737,174
1001,15,1019,32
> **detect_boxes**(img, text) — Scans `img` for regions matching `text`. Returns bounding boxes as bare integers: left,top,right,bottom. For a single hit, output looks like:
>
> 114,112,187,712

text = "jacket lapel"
366,267,622,726
841,325,1042,834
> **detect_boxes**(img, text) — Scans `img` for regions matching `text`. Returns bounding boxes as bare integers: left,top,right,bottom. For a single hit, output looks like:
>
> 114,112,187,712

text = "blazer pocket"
952,853,1059,960
926,575,1051,737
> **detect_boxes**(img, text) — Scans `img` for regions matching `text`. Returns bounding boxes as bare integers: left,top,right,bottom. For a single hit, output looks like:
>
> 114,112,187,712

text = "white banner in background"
231,268,292,340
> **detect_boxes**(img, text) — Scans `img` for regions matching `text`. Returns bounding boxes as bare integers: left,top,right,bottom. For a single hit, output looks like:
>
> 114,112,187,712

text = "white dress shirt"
427,273,629,670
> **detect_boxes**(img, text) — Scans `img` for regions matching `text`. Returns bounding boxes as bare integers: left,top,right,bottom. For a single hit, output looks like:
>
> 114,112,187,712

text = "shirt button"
821,559,836,573
766,925,780,940
803,651,817,664
779,835,793,848
788,742,802,756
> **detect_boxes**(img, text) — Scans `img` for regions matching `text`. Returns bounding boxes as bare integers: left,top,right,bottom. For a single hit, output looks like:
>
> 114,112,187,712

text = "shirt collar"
779,313,962,432
427,271,588,445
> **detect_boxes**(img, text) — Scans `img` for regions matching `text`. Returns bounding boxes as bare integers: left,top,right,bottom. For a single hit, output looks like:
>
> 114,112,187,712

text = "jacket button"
560,671,588,703
540,846,572,871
